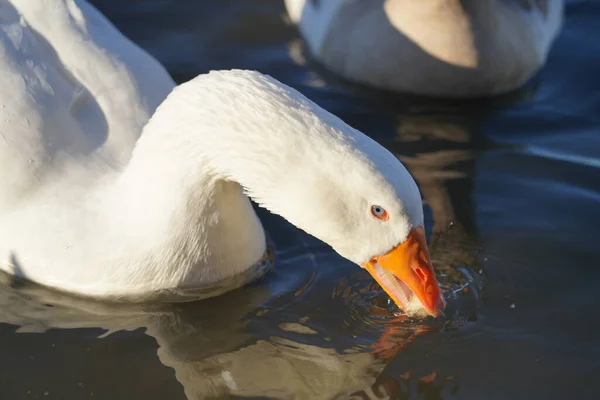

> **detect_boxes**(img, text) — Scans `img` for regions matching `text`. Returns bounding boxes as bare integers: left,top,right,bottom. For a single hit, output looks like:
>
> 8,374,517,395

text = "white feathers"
284,0,564,97
284,0,346,55
0,1,423,299
128,70,423,264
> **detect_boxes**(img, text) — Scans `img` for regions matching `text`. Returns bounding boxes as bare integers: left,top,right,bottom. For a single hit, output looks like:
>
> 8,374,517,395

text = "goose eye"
370,205,389,221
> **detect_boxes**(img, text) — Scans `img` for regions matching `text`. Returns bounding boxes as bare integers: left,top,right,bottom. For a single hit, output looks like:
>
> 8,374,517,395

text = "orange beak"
362,227,445,317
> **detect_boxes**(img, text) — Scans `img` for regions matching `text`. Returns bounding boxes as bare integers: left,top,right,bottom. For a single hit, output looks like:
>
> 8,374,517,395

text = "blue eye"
371,205,388,220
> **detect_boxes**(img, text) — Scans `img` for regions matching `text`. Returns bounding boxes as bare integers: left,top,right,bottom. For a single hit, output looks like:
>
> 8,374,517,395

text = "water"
1,0,599,399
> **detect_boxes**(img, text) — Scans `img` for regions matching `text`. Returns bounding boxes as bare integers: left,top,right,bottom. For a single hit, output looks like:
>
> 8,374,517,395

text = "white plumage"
285,0,564,97
0,0,423,301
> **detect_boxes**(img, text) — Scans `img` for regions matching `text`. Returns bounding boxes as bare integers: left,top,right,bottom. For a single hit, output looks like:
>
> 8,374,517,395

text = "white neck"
4,70,417,298
109,67,406,281
109,69,420,287
97,70,354,296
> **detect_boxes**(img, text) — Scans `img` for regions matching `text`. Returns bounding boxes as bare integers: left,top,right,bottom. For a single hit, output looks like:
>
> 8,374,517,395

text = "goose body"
0,0,444,316
285,0,564,97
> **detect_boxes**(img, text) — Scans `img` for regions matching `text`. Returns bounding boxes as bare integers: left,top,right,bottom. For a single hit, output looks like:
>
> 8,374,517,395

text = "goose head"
263,125,447,318
137,70,445,317
243,113,447,318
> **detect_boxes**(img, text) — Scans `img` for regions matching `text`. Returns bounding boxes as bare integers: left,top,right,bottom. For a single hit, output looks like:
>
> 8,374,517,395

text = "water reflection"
0,270,436,399
394,110,488,320
0,274,357,398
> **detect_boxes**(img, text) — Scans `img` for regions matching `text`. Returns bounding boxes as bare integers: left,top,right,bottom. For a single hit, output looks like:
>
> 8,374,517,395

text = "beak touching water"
362,226,445,317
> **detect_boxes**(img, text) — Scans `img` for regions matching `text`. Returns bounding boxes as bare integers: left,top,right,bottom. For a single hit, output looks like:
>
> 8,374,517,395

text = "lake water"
1,1,599,399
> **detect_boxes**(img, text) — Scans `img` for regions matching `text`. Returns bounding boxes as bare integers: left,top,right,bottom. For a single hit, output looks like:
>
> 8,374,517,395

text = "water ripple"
527,145,600,169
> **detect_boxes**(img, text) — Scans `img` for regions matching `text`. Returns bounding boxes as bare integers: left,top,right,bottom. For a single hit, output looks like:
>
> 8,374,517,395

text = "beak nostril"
414,266,427,283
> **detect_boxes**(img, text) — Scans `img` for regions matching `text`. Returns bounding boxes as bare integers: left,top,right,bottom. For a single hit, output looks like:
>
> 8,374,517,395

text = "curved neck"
114,72,378,258
107,70,413,289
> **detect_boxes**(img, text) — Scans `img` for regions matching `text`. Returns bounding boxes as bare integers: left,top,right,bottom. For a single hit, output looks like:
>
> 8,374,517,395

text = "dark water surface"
1,1,599,399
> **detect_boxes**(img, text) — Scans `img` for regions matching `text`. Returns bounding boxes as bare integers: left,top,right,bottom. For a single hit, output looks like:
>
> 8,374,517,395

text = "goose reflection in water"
0,270,445,399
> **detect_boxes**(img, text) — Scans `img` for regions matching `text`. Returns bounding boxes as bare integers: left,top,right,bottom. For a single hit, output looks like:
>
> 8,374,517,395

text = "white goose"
0,0,444,317
285,0,564,97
